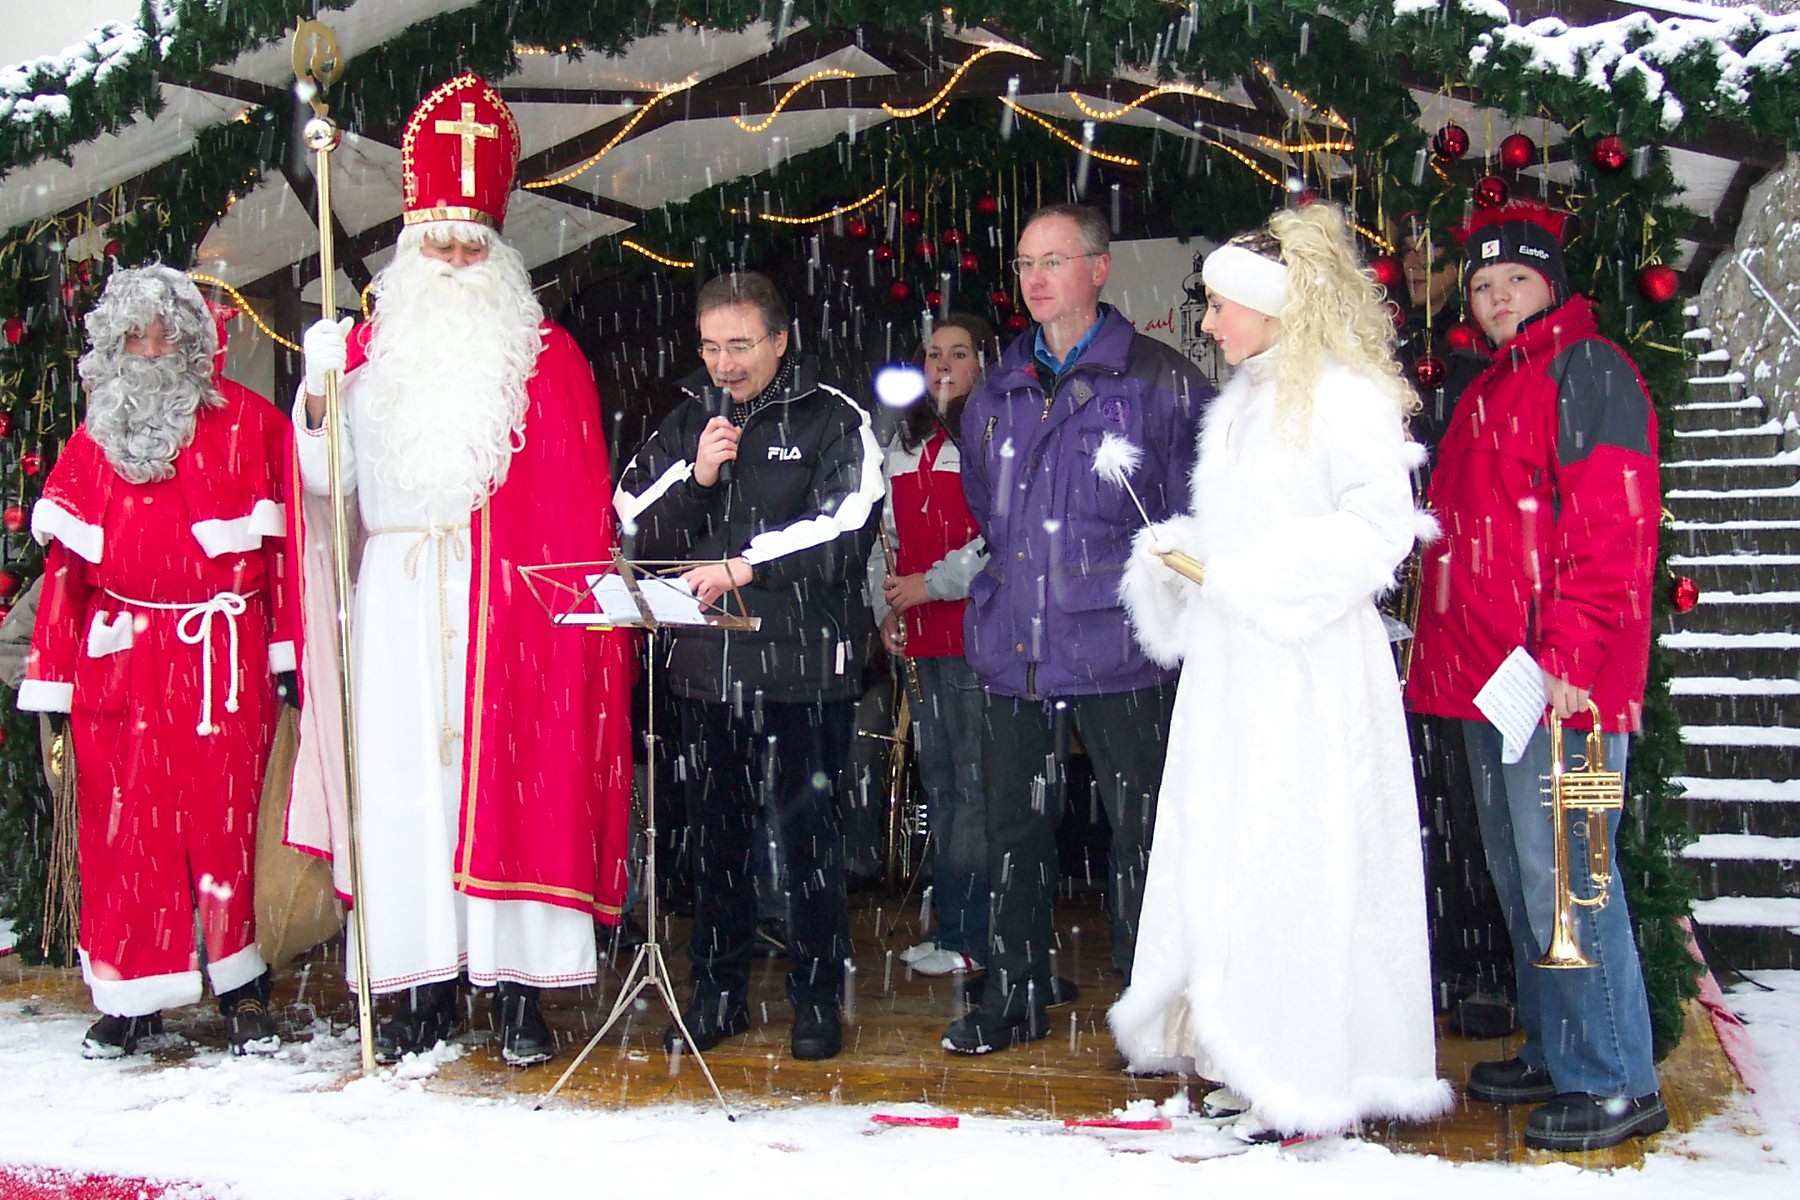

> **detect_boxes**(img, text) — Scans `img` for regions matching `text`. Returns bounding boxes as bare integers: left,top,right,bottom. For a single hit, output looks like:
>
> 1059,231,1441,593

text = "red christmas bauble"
61,282,79,307
1671,575,1701,614
1473,175,1510,209
974,194,999,217
1413,356,1448,389
942,227,964,247
20,452,44,477
0,412,11,437
1591,135,1627,173
1369,255,1403,292
1498,133,1536,172
1294,189,1318,208
0,571,19,599
1446,321,1482,352
2,317,24,346
924,289,943,309
2,505,25,533
0,724,7,748
874,243,895,263
990,289,1013,310
902,208,923,230
104,239,122,259
959,252,981,273
914,238,936,260
887,280,913,303
1004,312,1030,334
1638,263,1680,304
1432,122,1470,162
846,218,870,240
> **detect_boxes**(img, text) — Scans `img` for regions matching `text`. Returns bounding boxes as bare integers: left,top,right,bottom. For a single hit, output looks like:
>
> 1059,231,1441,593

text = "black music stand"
518,551,760,1116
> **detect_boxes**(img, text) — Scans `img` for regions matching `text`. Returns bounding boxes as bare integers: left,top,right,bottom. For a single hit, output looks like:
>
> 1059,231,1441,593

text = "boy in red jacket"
1406,203,1667,1152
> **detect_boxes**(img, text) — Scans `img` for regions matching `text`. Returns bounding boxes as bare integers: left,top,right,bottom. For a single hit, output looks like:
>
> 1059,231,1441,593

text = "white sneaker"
898,941,937,965
910,947,982,977
1200,1086,1250,1122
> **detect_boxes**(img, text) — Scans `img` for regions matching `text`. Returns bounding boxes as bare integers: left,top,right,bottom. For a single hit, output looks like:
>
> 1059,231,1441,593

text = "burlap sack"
256,706,344,966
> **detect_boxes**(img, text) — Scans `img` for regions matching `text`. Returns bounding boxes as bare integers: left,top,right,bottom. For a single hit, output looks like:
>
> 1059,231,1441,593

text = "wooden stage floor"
0,887,1755,1169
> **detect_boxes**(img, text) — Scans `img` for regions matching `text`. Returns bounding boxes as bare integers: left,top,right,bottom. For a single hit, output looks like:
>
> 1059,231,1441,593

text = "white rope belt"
104,588,257,736
368,523,471,766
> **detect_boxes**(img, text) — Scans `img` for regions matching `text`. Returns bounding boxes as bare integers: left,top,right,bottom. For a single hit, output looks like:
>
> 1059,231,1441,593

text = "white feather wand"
1092,432,1207,584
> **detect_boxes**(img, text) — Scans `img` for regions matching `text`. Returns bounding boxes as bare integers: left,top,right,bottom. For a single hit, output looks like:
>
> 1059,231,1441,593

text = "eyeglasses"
697,334,771,361
1010,252,1099,276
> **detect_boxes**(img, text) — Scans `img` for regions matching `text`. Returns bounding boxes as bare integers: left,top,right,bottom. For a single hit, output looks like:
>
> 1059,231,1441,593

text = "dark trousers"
1409,711,1515,1008
979,683,1174,1007
678,697,853,1011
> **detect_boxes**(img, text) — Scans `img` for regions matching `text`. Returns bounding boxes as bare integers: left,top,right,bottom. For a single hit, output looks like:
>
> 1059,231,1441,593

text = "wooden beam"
1682,159,1769,293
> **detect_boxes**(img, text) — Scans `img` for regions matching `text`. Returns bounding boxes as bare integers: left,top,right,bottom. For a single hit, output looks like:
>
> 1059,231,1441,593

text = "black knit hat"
1456,202,1572,305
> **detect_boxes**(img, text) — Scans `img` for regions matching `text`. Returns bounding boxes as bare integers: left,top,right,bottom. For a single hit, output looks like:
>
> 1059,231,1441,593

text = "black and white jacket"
614,356,884,704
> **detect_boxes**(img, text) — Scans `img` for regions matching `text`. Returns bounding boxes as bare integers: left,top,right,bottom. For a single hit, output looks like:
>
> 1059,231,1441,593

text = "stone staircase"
1663,311,1800,972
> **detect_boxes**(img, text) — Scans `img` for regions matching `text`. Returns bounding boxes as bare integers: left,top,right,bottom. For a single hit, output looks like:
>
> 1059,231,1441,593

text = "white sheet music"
554,573,710,626
1474,645,1549,765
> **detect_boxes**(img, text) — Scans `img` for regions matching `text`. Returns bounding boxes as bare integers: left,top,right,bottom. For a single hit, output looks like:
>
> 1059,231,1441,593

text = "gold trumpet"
1537,702,1625,970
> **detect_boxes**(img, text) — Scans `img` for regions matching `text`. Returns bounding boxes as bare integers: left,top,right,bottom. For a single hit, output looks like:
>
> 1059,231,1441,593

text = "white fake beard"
359,239,543,509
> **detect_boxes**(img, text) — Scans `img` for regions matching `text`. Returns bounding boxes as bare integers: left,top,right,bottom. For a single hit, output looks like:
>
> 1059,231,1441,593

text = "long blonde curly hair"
1232,203,1417,440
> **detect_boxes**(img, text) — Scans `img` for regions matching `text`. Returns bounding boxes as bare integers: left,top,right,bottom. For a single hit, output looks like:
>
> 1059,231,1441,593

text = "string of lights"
734,68,861,133
1202,138,1283,189
1254,62,1350,130
185,273,302,352
884,44,1039,119
525,76,700,189
999,99,1140,167
622,238,697,268
1068,81,1229,121
727,184,888,226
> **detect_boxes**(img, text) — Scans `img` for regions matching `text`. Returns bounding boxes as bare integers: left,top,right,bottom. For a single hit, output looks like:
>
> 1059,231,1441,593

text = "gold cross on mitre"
436,101,500,197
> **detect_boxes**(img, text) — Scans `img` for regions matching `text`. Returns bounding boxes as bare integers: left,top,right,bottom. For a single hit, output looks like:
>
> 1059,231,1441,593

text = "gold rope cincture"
371,523,472,765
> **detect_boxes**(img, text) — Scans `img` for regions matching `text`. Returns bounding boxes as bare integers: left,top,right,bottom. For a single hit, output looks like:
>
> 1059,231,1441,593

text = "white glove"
303,316,353,396
1133,525,1179,582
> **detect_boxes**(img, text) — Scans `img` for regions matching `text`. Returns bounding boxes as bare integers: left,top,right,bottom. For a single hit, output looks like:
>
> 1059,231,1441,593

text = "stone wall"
1699,151,1800,441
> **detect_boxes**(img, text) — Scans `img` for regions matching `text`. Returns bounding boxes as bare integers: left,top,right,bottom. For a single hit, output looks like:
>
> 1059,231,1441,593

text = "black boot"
790,1003,842,1061
219,969,280,1057
663,994,750,1054
373,980,460,1063
494,983,554,1068
1468,1056,1557,1105
1525,1092,1669,1152
942,983,1050,1056
81,1012,164,1060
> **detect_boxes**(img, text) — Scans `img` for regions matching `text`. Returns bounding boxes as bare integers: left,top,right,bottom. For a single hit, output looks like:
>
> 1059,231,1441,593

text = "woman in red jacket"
872,314,999,978
1406,202,1666,1152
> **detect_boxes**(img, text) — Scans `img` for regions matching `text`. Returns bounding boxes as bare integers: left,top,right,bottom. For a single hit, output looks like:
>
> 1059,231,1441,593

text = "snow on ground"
0,979,1797,1200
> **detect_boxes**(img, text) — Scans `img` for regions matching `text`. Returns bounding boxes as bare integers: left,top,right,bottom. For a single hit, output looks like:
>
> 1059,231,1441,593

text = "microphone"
714,387,735,487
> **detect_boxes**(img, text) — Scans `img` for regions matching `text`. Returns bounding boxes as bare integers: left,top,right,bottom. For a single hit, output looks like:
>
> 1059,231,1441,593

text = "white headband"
1201,244,1288,317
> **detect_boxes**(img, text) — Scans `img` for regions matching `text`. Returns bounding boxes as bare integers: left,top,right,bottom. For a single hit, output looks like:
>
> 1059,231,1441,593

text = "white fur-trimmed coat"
1108,350,1452,1135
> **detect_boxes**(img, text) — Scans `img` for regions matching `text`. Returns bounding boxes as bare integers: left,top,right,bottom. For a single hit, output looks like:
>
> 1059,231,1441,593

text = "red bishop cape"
283,320,634,921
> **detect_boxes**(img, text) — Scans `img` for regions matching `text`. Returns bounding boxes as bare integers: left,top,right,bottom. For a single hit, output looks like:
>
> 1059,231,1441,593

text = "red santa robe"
284,319,631,993
20,379,292,1017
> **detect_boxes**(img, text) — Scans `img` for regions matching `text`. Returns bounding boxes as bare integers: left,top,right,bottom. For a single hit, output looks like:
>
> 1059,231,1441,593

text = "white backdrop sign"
1102,236,1222,385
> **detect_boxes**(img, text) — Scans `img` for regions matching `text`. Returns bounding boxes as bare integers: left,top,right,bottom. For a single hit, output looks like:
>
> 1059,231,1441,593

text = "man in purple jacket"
943,204,1212,1055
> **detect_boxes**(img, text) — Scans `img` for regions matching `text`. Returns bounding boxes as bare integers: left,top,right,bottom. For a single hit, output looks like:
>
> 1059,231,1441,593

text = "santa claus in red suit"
285,73,632,1067
19,266,293,1059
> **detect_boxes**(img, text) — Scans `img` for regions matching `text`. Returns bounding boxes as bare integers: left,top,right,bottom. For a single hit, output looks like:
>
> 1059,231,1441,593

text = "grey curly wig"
78,266,223,484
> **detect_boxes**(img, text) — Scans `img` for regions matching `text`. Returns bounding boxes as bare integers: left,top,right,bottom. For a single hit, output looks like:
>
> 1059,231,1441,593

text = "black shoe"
1468,1057,1558,1105
1450,993,1520,1040
791,1004,843,1061
663,996,750,1054
1525,1092,1669,1152
373,981,460,1063
494,983,554,1067
754,918,789,960
81,1012,164,1059
219,969,280,1057
942,997,1050,1055
604,916,649,959
962,975,1079,1009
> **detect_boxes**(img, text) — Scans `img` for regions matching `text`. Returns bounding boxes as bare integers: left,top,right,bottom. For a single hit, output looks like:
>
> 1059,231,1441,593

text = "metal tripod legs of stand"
538,645,735,1118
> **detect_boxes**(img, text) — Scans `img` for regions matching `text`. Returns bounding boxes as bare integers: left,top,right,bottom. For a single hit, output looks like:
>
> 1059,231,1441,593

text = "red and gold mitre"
401,73,521,230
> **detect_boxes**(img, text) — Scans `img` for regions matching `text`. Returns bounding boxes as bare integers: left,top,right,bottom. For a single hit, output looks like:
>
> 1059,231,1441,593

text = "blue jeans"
1462,720,1659,1098
909,656,989,958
